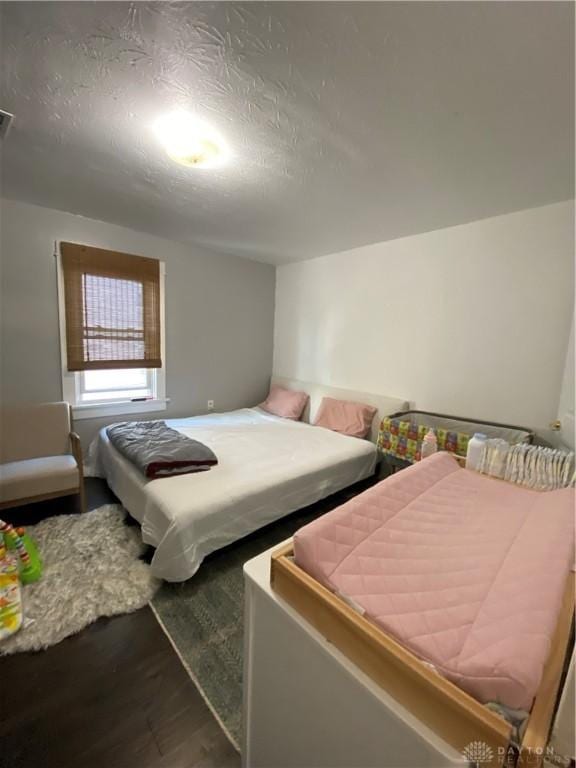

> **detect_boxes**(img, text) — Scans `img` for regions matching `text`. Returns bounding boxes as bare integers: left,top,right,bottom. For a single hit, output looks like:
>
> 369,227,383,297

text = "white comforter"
89,408,377,581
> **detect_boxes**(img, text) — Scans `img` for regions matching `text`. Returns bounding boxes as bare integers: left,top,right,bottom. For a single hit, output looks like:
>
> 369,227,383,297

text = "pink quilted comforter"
294,452,574,710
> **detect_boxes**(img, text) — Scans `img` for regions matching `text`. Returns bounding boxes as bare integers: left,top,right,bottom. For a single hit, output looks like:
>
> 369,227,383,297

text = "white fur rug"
1,505,159,654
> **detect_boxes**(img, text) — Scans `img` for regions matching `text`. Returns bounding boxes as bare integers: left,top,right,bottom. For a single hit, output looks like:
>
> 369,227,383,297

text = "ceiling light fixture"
153,111,229,169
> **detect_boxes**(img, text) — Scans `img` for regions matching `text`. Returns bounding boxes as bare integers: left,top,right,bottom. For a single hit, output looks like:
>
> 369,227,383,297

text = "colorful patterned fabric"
377,417,470,463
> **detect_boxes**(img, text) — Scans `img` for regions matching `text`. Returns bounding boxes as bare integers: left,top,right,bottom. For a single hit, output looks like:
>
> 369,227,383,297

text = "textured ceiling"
0,1,573,265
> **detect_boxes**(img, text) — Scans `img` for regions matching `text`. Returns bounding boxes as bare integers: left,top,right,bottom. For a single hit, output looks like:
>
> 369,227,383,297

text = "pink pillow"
260,386,309,421
313,397,377,438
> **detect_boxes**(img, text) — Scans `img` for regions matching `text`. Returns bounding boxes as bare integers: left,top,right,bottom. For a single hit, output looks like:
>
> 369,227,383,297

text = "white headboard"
271,376,409,444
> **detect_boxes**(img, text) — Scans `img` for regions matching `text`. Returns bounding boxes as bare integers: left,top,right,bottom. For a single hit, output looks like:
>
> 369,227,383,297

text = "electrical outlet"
207,400,215,411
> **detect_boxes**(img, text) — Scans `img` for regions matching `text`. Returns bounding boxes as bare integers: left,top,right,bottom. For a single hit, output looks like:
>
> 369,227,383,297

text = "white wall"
0,199,276,444
557,314,575,448
274,201,574,433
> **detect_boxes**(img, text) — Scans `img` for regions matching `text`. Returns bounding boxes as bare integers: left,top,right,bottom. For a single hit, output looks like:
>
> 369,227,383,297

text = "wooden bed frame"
271,542,574,768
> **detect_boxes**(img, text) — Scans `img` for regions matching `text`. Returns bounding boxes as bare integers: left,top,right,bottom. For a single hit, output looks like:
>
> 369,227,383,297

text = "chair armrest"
70,432,84,478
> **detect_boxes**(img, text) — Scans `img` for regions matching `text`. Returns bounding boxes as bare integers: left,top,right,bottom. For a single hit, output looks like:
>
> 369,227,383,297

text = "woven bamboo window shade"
61,242,162,371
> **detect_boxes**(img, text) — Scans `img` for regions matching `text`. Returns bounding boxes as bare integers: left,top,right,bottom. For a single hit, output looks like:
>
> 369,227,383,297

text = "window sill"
71,398,170,421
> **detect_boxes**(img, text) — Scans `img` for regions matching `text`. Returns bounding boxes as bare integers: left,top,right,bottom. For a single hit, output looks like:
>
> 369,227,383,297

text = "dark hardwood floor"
0,481,240,768
1,469,384,768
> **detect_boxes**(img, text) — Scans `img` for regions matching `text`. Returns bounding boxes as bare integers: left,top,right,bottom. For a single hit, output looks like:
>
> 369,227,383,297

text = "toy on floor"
0,551,22,640
0,521,43,641
0,520,43,584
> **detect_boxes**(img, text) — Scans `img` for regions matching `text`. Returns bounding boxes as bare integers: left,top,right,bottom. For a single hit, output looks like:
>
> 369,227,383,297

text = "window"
78,369,157,403
58,242,166,419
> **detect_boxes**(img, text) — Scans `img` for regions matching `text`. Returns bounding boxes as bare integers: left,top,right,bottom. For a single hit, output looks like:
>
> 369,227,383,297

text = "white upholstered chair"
0,402,85,513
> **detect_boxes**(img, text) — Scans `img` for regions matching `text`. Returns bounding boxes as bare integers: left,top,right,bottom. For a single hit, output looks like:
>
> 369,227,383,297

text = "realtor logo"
462,741,494,765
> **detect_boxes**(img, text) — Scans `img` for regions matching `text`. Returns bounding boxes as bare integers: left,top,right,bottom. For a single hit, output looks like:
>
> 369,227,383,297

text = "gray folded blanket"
106,420,218,479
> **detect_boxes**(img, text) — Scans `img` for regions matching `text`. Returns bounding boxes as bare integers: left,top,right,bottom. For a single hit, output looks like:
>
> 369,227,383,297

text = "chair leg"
70,431,86,514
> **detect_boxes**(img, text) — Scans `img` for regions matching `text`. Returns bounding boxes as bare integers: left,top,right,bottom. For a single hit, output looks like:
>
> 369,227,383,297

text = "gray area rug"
1,505,159,654
150,487,366,749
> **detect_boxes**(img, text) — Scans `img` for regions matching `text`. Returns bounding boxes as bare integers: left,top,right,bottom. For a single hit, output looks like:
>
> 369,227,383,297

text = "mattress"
89,408,377,581
294,452,575,711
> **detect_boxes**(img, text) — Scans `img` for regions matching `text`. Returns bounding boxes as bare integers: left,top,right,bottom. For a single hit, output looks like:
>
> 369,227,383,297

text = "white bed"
88,379,407,581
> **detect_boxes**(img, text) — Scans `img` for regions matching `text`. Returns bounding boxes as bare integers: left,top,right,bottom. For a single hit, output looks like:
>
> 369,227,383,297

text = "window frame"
57,243,167,420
